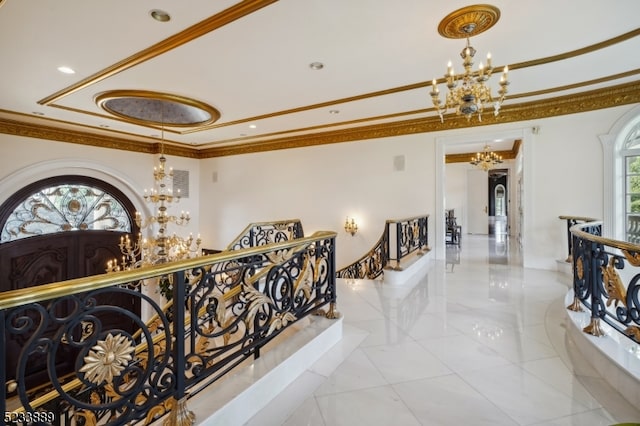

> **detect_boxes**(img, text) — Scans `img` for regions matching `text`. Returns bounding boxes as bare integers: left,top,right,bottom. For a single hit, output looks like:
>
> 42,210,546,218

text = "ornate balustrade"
387,215,430,271
336,214,430,279
0,231,337,425
628,214,640,244
566,219,640,346
225,219,304,251
559,215,598,262
335,228,389,280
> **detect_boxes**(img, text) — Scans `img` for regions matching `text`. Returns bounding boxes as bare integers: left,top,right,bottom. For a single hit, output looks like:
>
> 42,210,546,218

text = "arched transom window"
1,183,131,243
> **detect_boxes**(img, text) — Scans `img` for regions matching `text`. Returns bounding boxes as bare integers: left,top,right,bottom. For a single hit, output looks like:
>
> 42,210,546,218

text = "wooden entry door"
0,176,140,391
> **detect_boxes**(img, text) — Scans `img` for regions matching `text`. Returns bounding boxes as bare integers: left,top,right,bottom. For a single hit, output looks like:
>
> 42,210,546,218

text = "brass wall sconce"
344,217,358,236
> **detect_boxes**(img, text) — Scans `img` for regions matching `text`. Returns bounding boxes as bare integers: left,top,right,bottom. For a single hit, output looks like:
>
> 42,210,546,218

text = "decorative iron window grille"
1,184,131,243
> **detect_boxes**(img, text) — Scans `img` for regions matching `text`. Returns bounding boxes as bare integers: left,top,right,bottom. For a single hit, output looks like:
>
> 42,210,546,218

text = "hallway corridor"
247,235,640,426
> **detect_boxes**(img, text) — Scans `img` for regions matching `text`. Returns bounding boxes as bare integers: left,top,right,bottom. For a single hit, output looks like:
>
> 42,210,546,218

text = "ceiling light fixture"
470,144,503,171
430,5,509,122
57,66,75,74
150,9,171,22
309,62,324,70
107,108,202,299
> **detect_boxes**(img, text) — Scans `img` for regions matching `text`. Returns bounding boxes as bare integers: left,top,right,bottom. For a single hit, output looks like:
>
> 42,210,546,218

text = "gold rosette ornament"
79,333,135,385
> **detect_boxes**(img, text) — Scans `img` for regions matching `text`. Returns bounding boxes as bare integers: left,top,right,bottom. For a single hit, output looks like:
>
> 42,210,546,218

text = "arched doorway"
0,175,141,389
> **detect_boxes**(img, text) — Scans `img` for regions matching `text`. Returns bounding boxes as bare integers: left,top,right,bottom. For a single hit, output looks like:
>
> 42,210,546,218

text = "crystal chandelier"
430,5,509,122
470,144,503,171
107,131,201,273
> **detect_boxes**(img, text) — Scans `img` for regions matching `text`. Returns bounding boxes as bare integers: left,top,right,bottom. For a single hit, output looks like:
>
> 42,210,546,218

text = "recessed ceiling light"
309,62,324,70
32,111,44,116
57,66,75,74
329,109,340,114
249,124,257,129
150,9,171,22
100,124,110,128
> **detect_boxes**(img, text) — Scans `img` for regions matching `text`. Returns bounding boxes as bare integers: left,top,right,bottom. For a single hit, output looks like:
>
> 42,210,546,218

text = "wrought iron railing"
336,214,430,279
387,215,430,271
566,219,640,345
0,231,338,425
559,215,598,262
225,219,304,251
336,228,389,280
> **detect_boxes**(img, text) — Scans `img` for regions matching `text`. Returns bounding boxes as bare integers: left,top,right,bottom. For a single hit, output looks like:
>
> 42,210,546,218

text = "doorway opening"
488,169,509,236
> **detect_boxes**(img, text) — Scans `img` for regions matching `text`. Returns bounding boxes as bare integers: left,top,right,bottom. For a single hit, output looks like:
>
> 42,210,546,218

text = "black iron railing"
0,231,337,425
336,214,429,279
559,215,598,262
387,215,430,271
335,228,389,280
566,220,640,345
226,219,304,251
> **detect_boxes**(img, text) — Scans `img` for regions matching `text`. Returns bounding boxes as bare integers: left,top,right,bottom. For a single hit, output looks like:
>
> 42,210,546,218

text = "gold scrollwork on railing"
601,257,627,308
622,249,640,267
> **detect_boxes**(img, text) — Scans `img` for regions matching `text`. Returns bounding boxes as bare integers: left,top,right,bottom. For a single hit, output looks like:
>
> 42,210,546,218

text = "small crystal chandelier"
430,5,509,122
470,144,503,171
107,125,201,273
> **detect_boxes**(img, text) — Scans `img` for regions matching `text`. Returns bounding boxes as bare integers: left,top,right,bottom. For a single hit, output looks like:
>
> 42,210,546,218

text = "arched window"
622,122,640,243
1,182,131,243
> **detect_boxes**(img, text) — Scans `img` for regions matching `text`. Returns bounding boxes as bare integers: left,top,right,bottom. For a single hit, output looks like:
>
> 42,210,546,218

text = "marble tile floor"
245,235,640,426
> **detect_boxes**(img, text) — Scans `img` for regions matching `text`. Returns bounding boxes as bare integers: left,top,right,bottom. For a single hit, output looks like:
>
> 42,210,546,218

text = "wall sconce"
344,216,358,236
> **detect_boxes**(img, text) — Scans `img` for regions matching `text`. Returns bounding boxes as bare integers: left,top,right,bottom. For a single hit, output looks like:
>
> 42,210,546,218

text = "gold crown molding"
438,5,501,39
199,81,640,158
445,139,521,164
3,82,640,159
37,0,278,106
0,117,200,158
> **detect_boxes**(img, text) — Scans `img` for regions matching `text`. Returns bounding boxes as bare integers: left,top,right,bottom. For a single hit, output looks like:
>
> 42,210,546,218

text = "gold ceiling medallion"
96,90,221,128
437,4,501,39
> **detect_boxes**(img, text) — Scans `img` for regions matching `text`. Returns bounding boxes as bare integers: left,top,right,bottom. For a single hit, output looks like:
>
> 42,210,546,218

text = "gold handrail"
0,230,333,311
570,220,640,252
224,218,303,251
558,215,599,222
386,214,430,224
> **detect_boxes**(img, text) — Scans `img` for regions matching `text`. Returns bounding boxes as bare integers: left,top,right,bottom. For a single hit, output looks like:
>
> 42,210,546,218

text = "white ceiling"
0,1,639,155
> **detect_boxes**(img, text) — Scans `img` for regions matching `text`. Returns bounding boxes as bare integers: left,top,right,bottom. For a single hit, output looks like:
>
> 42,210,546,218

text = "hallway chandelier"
430,5,509,122
107,113,201,276
470,144,503,171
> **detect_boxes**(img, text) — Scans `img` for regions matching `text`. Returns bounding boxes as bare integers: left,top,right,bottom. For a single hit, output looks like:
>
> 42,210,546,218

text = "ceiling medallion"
96,90,220,128
437,4,500,39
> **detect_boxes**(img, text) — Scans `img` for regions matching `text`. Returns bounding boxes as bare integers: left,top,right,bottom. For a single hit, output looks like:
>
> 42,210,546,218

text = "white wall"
1,104,636,271
199,134,435,269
